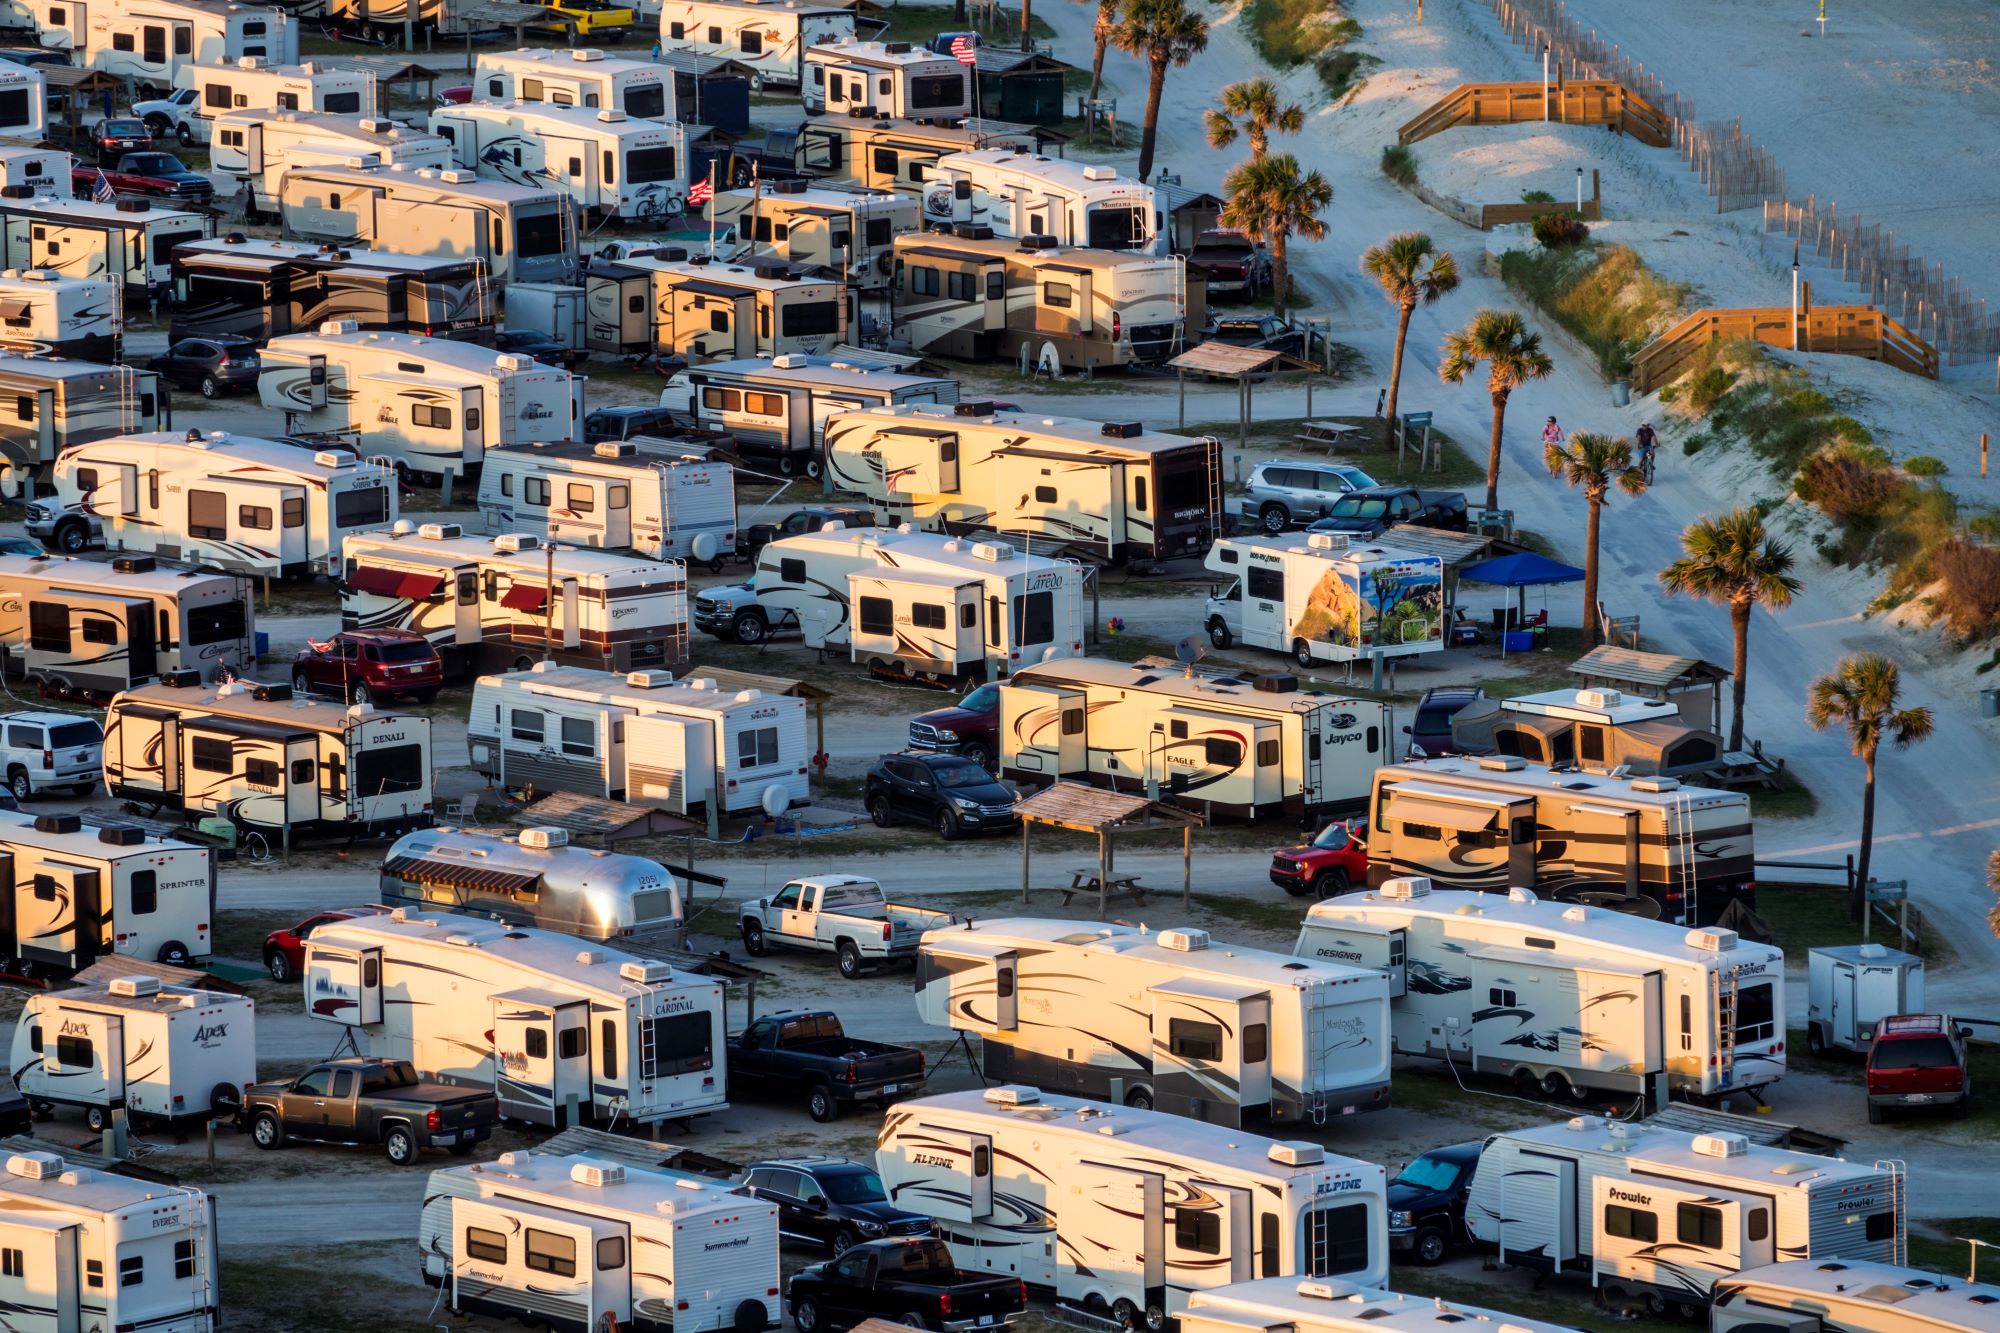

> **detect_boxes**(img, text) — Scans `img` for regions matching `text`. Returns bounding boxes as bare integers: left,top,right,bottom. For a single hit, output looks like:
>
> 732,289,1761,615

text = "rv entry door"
1148,976,1268,1126
17,861,102,970
492,989,590,1126
284,736,319,827
907,1127,994,1223
303,944,383,1026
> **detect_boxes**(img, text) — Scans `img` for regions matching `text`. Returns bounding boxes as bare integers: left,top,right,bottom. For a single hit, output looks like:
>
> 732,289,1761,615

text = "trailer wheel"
1292,639,1315,668
1806,1025,1826,1056
836,940,863,979
794,1296,823,1333
156,940,191,967
1538,1071,1570,1100
6,768,30,803
1413,1226,1447,1266
1206,618,1233,649
251,1112,285,1149
805,457,824,481
741,920,768,955
807,1083,839,1122
735,1300,769,1333
86,1106,108,1133
776,453,797,477
383,1125,417,1165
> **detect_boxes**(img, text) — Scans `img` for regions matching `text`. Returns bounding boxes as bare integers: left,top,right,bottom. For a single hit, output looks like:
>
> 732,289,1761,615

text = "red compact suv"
1270,820,1370,898
263,905,389,982
1866,1013,1972,1123
292,629,443,706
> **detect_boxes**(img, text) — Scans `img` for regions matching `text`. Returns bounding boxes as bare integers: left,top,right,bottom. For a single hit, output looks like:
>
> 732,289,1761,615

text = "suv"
1405,686,1487,758
1866,1013,1972,1122
1388,1142,1481,1265
291,630,443,706
584,404,686,444
743,1158,932,1253
0,711,104,801
1186,229,1271,300
1269,819,1369,899
1241,460,1379,533
864,751,1018,840
907,681,1001,769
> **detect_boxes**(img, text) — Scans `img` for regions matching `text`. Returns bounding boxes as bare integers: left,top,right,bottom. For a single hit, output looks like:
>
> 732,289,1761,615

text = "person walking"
1541,415,1563,449
1635,421,1659,483
650,38,662,61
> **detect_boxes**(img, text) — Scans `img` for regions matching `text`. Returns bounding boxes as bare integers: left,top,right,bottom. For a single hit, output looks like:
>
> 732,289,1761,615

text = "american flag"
950,34,977,65
688,175,713,206
91,169,114,203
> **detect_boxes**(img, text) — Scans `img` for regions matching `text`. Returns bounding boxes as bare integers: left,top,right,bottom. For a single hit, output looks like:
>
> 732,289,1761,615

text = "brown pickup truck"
240,1057,498,1165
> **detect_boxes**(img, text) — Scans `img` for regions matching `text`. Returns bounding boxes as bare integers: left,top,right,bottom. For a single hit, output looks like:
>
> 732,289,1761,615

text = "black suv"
1388,1141,1481,1265
743,1158,932,1254
584,404,687,444
864,751,1018,840
1405,686,1487,759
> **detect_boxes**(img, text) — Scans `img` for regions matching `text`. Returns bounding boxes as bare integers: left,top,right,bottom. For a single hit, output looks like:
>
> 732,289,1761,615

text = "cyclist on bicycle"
1635,422,1659,481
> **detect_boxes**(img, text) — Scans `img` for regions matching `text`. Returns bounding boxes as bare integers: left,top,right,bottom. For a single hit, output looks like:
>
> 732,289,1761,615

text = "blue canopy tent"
1458,552,1585,655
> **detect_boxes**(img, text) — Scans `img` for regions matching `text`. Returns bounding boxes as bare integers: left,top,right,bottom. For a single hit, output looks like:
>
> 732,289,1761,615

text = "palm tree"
1658,507,1803,752
1074,0,1119,102
1361,233,1459,451
1220,153,1331,319
1545,432,1647,642
1112,0,1208,182
1204,78,1303,159
1437,309,1553,512
1806,653,1934,922
1987,849,2000,937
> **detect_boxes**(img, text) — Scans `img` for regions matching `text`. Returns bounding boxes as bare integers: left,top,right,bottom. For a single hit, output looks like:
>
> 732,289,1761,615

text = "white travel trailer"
103,675,433,836
11,976,255,1127
59,0,297,92
707,179,916,288
0,194,212,299
306,909,729,1126
826,403,1221,563
164,57,375,144
586,251,848,359
0,358,161,490
0,808,217,970
420,1151,781,1332
0,552,253,695
804,40,968,119
476,441,736,564
1000,658,1392,820
1466,1119,1906,1307
208,110,451,214
659,0,856,88
473,47,677,120
0,144,76,196
0,1150,218,1333
430,101,687,222
916,918,1391,1127
466,663,809,817
1180,1277,1586,1333
0,63,44,138
1205,535,1446,667
878,1087,1389,1323
923,148,1163,253
0,268,120,360
340,523,689,677
1298,882,1786,1105
1712,1260,2000,1333
1805,944,1925,1056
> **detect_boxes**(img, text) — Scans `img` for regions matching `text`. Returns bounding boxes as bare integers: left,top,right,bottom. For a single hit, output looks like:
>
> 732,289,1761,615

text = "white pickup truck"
739,875,953,979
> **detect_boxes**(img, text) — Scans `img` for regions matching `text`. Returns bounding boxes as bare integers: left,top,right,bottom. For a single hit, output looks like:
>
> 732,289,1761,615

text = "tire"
741,920,768,956
936,808,960,841
736,1300,768,1333
1293,638,1315,668
383,1125,417,1165
265,949,293,984
1806,1026,1826,1057
868,795,894,828
1539,1071,1569,1100
805,457,824,481
960,740,992,770
1123,1086,1153,1111
1259,502,1290,534
1207,617,1233,649
55,520,88,554
143,114,169,137
1112,1301,1141,1332
199,374,221,399
903,1313,932,1333
776,453,797,476
176,122,193,146
86,1106,107,1132
836,940,863,979
1311,868,1350,900
351,682,374,707
794,1295,823,1333
733,610,769,645
209,1082,242,1118
291,672,312,695
1413,1225,1448,1266
6,768,30,803
807,1083,839,1123
251,1112,284,1150
157,940,191,967
831,1228,859,1256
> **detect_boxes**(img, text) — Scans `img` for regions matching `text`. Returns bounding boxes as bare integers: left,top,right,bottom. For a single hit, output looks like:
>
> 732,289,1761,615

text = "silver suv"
0,710,103,800
1239,460,1378,532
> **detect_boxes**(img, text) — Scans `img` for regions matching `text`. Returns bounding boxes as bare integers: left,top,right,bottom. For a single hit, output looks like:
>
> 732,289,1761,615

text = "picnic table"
1707,749,1785,791
1296,421,1365,453
1063,869,1147,906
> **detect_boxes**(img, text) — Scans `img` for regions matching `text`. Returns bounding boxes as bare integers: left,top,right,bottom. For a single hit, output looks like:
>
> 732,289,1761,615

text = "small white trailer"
208,109,450,215
0,268,121,361
1805,944,1924,1056
148,57,375,145
474,47,677,119
0,552,253,696
0,808,217,970
707,178,916,288
1204,535,1446,667
430,101,687,222
1712,1260,2000,1333
0,143,76,197
476,440,737,564
1180,1276,1585,1333
922,148,1163,253
659,0,857,89
804,40,968,119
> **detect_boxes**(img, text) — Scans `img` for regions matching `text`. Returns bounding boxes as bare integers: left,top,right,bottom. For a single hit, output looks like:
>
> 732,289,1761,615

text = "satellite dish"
1174,636,1207,666
760,783,789,818
690,531,718,563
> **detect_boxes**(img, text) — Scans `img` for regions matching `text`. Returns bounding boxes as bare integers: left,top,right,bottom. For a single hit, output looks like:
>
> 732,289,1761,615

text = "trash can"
1983,687,2000,718
1612,379,1632,407
254,630,270,660
197,817,238,849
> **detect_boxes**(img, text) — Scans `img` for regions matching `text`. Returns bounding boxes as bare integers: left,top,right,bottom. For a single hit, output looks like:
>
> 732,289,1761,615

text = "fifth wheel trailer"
1711,1260,2000,1333
1180,1277,1587,1333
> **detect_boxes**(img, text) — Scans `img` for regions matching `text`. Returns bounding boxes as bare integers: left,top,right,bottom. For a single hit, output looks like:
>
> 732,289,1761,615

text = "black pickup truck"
1308,485,1469,539
240,1058,498,1165
787,1238,1025,1333
726,1010,926,1123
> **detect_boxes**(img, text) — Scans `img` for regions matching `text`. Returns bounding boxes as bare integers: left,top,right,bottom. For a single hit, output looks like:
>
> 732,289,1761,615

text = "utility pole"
1020,0,1031,51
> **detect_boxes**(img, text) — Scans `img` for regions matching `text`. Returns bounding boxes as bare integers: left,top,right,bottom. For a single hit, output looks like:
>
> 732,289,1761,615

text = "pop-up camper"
1204,534,1445,667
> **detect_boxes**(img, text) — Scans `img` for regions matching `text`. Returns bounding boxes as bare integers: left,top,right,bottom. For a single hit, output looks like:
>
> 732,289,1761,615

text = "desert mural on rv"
1294,558,1444,651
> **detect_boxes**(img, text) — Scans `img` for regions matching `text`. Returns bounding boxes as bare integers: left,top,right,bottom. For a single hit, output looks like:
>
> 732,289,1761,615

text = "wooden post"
1983,432,1989,480
1181,824,1191,909
1097,829,1108,919
1020,819,1030,903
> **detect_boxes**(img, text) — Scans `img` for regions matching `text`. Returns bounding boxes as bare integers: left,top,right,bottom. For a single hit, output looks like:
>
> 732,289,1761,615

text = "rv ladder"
559,196,580,280
1873,1158,1908,1265
180,1184,215,1316
1201,437,1223,541
1171,258,1187,356
1714,962,1739,1083
474,261,492,330
1672,789,1697,925
638,1013,659,1082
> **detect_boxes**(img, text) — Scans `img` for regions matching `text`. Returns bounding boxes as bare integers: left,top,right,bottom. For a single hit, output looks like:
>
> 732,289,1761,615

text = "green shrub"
1531,212,1590,248
1904,454,1948,478
1685,366,1737,414
1316,48,1377,99
1794,445,1908,522
1380,144,1417,186
1243,0,1362,70
1932,538,2000,637
1496,243,1689,379
1520,189,1555,204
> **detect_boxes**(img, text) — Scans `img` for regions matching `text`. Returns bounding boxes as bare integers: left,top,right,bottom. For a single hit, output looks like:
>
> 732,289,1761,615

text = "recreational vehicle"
430,101,687,222
0,62,42,138
0,552,253,695
467,663,809,816
1204,535,1445,667
259,323,581,483
103,675,433,836
0,1150,218,1333
826,403,1221,562
305,908,729,1126
1466,1118,1906,1307
1180,1277,1586,1333
797,114,1044,194
380,824,687,948
0,808,215,969
891,229,1191,370
1712,1260,2000,1333
162,57,375,144
339,522,689,677
1298,882,1786,1104
1805,943,1925,1055
584,250,849,359
707,179,916,288
0,143,75,196
420,1151,781,1331
476,440,736,564
473,47,676,119
0,194,213,299
278,162,578,287
1364,756,1757,926
916,917,1391,1126
1000,657,1392,819
804,40,968,119
924,148,1162,253
0,268,119,360
11,976,255,1126
208,110,451,214
56,0,297,92
46,429,398,580
0,357,161,489
659,0,856,88
168,234,494,345
1448,687,1726,779
877,1087,1389,1323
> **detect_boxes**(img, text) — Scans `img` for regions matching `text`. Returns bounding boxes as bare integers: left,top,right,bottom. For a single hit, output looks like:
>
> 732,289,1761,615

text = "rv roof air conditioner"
313,450,347,468
1561,904,1589,922
519,827,569,850
359,117,392,133
446,934,477,948
495,533,542,552
1476,756,1526,772
99,825,145,846
627,670,674,689
1575,688,1623,708
1294,1282,1362,1302
116,199,151,213
1685,927,1739,953
1019,234,1057,251
619,960,674,984
735,689,763,703
252,683,293,702
1564,1115,1605,1132
982,1085,1040,1106
1692,1132,1749,1159
112,556,156,574
1506,887,1537,905
419,523,463,541
594,441,638,459
1377,876,1432,900
571,48,605,61
1252,674,1297,694
971,542,1011,563
1157,928,1208,952
1268,1142,1324,1166
34,814,79,835
1100,421,1142,439
1631,777,1680,793
160,669,202,688
689,678,717,690
5,1152,63,1181
320,319,361,336
109,975,161,998
574,948,602,965
571,1160,626,1187
1305,532,1348,552
954,400,997,417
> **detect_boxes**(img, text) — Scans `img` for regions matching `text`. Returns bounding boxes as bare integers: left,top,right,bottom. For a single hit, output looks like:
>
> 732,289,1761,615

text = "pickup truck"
738,875,951,978
1307,485,1468,539
786,1238,1025,1333
907,681,1001,769
240,1057,498,1165
727,1010,927,1122
75,152,215,205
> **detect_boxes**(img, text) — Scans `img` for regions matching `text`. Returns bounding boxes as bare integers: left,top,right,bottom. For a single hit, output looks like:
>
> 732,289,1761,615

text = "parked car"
1210,313,1306,358
1186,229,1270,300
744,1157,932,1252
1866,1013,1972,1122
0,710,104,801
95,118,153,157
76,151,214,204
727,1011,927,1122
697,508,878,642
495,327,582,368
864,751,1018,841
1388,1141,1482,1265
907,681,1001,769
1239,459,1380,533
263,905,389,983
435,83,473,106
291,629,444,705
0,537,39,557
583,404,688,444
147,335,261,398
0,1079,30,1136
743,505,874,556
241,1057,499,1164
1307,485,1469,539
737,876,951,978
1404,685,1487,759
537,0,635,32
785,1238,1026,1333
1269,819,1369,899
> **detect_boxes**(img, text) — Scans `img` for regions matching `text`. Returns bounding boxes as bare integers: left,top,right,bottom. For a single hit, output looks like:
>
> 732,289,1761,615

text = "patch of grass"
1754,883,1939,959
1904,453,1949,478
1240,0,1355,70
1315,48,1378,101
212,909,301,964
1747,767,1818,820
1380,143,1417,187
1497,242,1690,380
1909,1218,2000,1278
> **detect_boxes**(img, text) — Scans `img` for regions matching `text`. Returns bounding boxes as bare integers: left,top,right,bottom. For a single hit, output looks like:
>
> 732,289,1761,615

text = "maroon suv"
291,629,443,706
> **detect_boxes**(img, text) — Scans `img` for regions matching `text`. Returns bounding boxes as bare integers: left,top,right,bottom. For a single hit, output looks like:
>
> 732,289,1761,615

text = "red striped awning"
346,566,406,596
394,571,444,599
500,583,548,612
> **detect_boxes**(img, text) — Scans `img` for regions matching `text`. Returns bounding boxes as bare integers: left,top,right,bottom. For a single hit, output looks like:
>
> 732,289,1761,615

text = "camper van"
1449,687,1727,779
0,144,76,197
305,909,729,1126
1712,1260,2000,1333
916,918,1391,1127
826,403,1221,562
340,523,689,677
1364,756,1756,926
380,824,687,948
0,194,212,300
1467,1118,1905,1307
1299,882,1786,1104
0,268,119,360
891,229,1191,370
154,57,374,145
11,976,255,1126
1000,657,1391,820
0,808,216,969
924,148,1163,253
1181,1278,1586,1333
797,114,1044,194
473,47,677,119
59,0,297,93
0,358,161,491
169,234,494,345
804,40,968,119
0,552,253,696
477,441,736,564
45,429,398,580
421,1151,780,1332
1204,535,1445,667
467,663,808,817
659,0,856,88
0,62,43,138
878,1087,1389,1322
707,179,916,288
430,101,687,222
585,250,849,359
208,110,451,215
103,675,433,836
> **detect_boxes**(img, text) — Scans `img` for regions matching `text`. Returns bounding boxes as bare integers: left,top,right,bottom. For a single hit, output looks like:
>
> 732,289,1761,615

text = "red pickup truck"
1269,820,1370,899
76,152,215,205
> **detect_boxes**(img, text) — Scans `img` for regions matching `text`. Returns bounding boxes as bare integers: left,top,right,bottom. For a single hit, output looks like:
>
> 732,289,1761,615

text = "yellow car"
538,0,637,34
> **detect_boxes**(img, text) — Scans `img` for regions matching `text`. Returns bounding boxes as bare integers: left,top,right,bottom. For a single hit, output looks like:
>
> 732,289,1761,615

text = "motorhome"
47,429,398,580
1363,756,1756,926
380,824,687,948
278,162,578,287
1448,687,1727,779
0,194,213,300
0,807,217,969
0,62,43,138
707,179,916,288
473,47,677,119
305,908,728,1126
208,110,451,214
0,1150,218,1333
0,552,254,695
1466,1118,1905,1307
339,522,689,677
430,101,687,222
259,323,581,483
999,657,1392,820
804,40,968,119
11,975,255,1126
168,234,493,345
59,0,297,92
924,148,1163,253
584,250,849,360
1712,1260,2000,1333
103,675,433,836
797,114,1044,194
0,143,75,196
476,440,736,564
659,0,857,88
1204,535,1445,667
164,57,375,143
420,1151,780,1332
826,403,1221,563
0,267,119,360
877,1087,1389,1323
467,663,807,817
1180,1277,1587,1333
0,357,161,490
891,229,1191,371
916,918,1391,1127
1298,882,1786,1105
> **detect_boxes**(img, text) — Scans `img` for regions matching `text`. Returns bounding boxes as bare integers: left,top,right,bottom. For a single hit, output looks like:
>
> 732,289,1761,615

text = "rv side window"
560,717,593,757
501,474,514,497
130,871,157,915
706,24,721,41
1511,816,1533,843
566,482,595,513
1256,738,1279,766
703,387,741,412
745,392,783,416
913,266,939,297
1489,987,1517,1008
912,603,945,629
1402,823,1441,842
1578,725,1605,763
1747,1209,1768,1242
1676,1203,1723,1249
526,477,551,507
779,557,806,583
1246,567,1283,600
1033,485,1057,504
670,21,683,37
711,309,730,333
1169,720,1187,739
465,1228,508,1264
594,1234,625,1270
1204,736,1242,768
188,489,227,540
1735,982,1776,1044
1174,1209,1221,1254
277,497,304,528
14,396,31,422
738,727,780,768
511,710,545,742
525,1028,548,1060
55,1032,93,1067
1679,993,1692,1050
81,618,117,646
1,1248,23,1278
643,1011,714,1075
1366,726,1379,751
858,597,893,635
1012,590,1054,645
170,1240,195,1280
872,148,896,178
292,758,314,783
1134,477,1148,512
867,217,892,247
363,957,378,988
1260,1214,1279,1278
1604,1205,1657,1243
601,1019,618,1078
609,485,629,509
192,737,233,773
413,404,453,431
558,1027,585,1059
988,596,1001,647
1244,1022,1269,1062
1061,708,1083,737
189,602,247,646
1865,1213,1894,1242
119,1255,143,1287
31,875,54,902
174,24,192,50
1168,1018,1223,1061
240,505,272,531
972,1144,991,1177
26,1024,38,1054
85,1259,101,1289
960,602,977,629
246,758,279,787
1042,282,1072,309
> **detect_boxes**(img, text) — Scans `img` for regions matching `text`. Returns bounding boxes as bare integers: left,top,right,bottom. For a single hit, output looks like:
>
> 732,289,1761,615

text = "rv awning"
347,565,415,596
392,570,444,599
1148,976,1268,1003
492,986,587,1013
1384,797,1499,831
923,938,1015,965
382,853,540,897
500,583,548,612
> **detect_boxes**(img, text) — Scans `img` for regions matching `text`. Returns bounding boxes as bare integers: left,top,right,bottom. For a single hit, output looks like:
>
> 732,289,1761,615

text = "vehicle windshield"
49,722,102,748
106,120,146,134
125,154,176,172
961,682,1000,711
820,1169,889,1204
1328,496,1389,519
1310,823,1352,851
1873,1037,1959,1069
374,641,435,664
1393,1154,1462,1191
932,762,992,789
